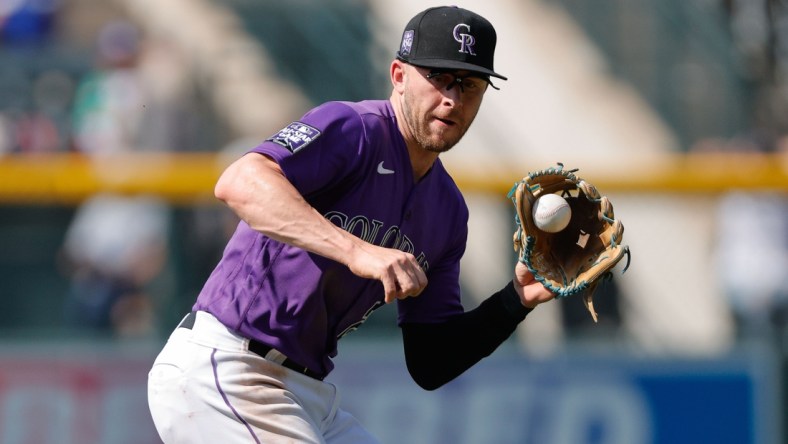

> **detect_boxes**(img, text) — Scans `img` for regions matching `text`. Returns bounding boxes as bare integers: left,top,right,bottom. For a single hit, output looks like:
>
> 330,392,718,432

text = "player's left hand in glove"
508,163,631,322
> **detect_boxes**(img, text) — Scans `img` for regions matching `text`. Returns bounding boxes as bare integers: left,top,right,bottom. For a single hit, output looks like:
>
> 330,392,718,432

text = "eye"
461,79,480,91
427,72,453,88
461,77,488,93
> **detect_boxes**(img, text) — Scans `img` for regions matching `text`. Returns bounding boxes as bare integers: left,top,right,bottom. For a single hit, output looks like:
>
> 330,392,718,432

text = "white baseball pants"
147,311,379,443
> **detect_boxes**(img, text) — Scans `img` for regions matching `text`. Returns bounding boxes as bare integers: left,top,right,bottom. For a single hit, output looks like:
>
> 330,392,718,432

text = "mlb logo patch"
267,122,321,153
400,30,414,56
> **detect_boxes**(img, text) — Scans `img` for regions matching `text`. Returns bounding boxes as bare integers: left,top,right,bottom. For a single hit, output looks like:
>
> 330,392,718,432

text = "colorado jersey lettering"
324,211,430,272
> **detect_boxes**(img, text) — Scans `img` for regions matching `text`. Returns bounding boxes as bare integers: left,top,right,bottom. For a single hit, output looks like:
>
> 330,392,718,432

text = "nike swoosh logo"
377,161,395,175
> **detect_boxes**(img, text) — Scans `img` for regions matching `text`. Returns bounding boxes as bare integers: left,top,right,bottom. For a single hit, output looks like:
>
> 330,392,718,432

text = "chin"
424,140,456,153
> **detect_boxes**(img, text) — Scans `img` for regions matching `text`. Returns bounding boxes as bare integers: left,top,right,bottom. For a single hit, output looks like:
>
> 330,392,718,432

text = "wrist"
500,281,534,320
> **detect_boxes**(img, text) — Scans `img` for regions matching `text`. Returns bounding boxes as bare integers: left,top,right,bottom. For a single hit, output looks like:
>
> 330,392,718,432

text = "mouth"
435,117,456,127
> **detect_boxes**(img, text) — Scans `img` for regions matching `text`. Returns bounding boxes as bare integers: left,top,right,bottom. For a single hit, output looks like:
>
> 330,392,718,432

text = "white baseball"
532,194,571,233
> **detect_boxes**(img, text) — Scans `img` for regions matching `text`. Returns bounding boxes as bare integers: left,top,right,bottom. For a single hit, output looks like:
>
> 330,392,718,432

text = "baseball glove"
508,163,630,322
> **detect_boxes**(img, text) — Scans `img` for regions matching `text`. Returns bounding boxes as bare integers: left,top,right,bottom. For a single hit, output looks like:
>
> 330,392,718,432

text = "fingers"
516,278,555,309
345,242,428,304
513,262,555,308
514,261,535,285
382,254,428,303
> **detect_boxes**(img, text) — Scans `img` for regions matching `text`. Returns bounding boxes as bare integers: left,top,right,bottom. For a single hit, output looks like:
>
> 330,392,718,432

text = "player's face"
399,64,487,153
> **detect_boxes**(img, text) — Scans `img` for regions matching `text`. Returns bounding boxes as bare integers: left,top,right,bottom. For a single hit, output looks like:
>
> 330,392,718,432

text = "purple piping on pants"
211,349,261,444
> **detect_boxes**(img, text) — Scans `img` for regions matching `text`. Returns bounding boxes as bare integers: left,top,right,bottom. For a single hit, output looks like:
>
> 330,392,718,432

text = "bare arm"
214,153,427,303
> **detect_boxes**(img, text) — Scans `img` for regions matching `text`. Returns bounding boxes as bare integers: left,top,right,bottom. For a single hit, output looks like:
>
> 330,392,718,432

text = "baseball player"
147,6,555,443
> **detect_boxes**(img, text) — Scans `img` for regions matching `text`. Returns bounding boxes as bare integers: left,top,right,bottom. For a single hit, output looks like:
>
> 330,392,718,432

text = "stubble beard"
401,91,469,154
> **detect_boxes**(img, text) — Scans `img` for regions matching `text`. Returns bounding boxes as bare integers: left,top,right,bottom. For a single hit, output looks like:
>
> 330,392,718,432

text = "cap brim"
405,57,508,80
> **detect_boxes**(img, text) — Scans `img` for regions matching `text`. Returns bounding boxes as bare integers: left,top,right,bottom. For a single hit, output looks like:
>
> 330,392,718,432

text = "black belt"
178,312,323,380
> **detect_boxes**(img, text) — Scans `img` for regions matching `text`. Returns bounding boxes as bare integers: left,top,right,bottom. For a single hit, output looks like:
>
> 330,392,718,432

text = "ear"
390,60,407,94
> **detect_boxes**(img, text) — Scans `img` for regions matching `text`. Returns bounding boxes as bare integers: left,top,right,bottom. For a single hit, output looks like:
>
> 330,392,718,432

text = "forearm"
401,281,532,390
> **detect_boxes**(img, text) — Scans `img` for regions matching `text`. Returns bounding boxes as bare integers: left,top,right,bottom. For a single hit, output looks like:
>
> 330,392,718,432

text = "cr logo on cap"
452,24,476,55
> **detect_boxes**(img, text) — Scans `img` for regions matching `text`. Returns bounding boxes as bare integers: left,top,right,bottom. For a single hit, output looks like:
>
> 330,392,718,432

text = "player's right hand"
346,243,428,303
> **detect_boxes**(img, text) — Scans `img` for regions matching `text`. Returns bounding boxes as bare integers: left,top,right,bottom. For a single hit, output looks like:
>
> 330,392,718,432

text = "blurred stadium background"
0,0,786,442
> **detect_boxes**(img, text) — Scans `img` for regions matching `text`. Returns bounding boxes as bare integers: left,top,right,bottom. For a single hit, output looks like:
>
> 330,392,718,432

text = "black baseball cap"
396,6,507,80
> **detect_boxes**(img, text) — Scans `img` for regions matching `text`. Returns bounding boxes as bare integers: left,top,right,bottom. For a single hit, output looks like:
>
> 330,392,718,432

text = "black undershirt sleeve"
400,281,533,391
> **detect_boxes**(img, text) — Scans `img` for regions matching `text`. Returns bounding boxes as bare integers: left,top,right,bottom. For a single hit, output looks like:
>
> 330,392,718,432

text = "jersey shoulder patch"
266,122,321,153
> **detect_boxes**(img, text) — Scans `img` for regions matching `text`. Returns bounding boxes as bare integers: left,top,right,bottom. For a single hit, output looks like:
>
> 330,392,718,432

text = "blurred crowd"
704,0,788,344
722,0,788,151
0,0,205,155
0,0,232,339
0,0,67,154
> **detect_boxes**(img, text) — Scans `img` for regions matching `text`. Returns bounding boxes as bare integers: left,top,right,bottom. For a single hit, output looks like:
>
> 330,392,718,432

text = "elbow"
214,170,235,204
411,376,445,392
405,358,451,391
214,153,282,206
402,323,457,391
214,171,247,214
213,153,264,207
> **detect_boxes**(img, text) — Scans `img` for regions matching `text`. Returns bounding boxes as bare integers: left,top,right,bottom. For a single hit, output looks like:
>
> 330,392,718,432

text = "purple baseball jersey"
194,100,469,377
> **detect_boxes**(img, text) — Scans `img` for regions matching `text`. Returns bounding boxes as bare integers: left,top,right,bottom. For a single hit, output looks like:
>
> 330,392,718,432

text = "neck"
389,95,440,182
407,144,439,183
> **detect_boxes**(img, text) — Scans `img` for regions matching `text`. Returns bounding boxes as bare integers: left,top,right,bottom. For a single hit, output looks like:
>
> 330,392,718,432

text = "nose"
441,85,462,107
